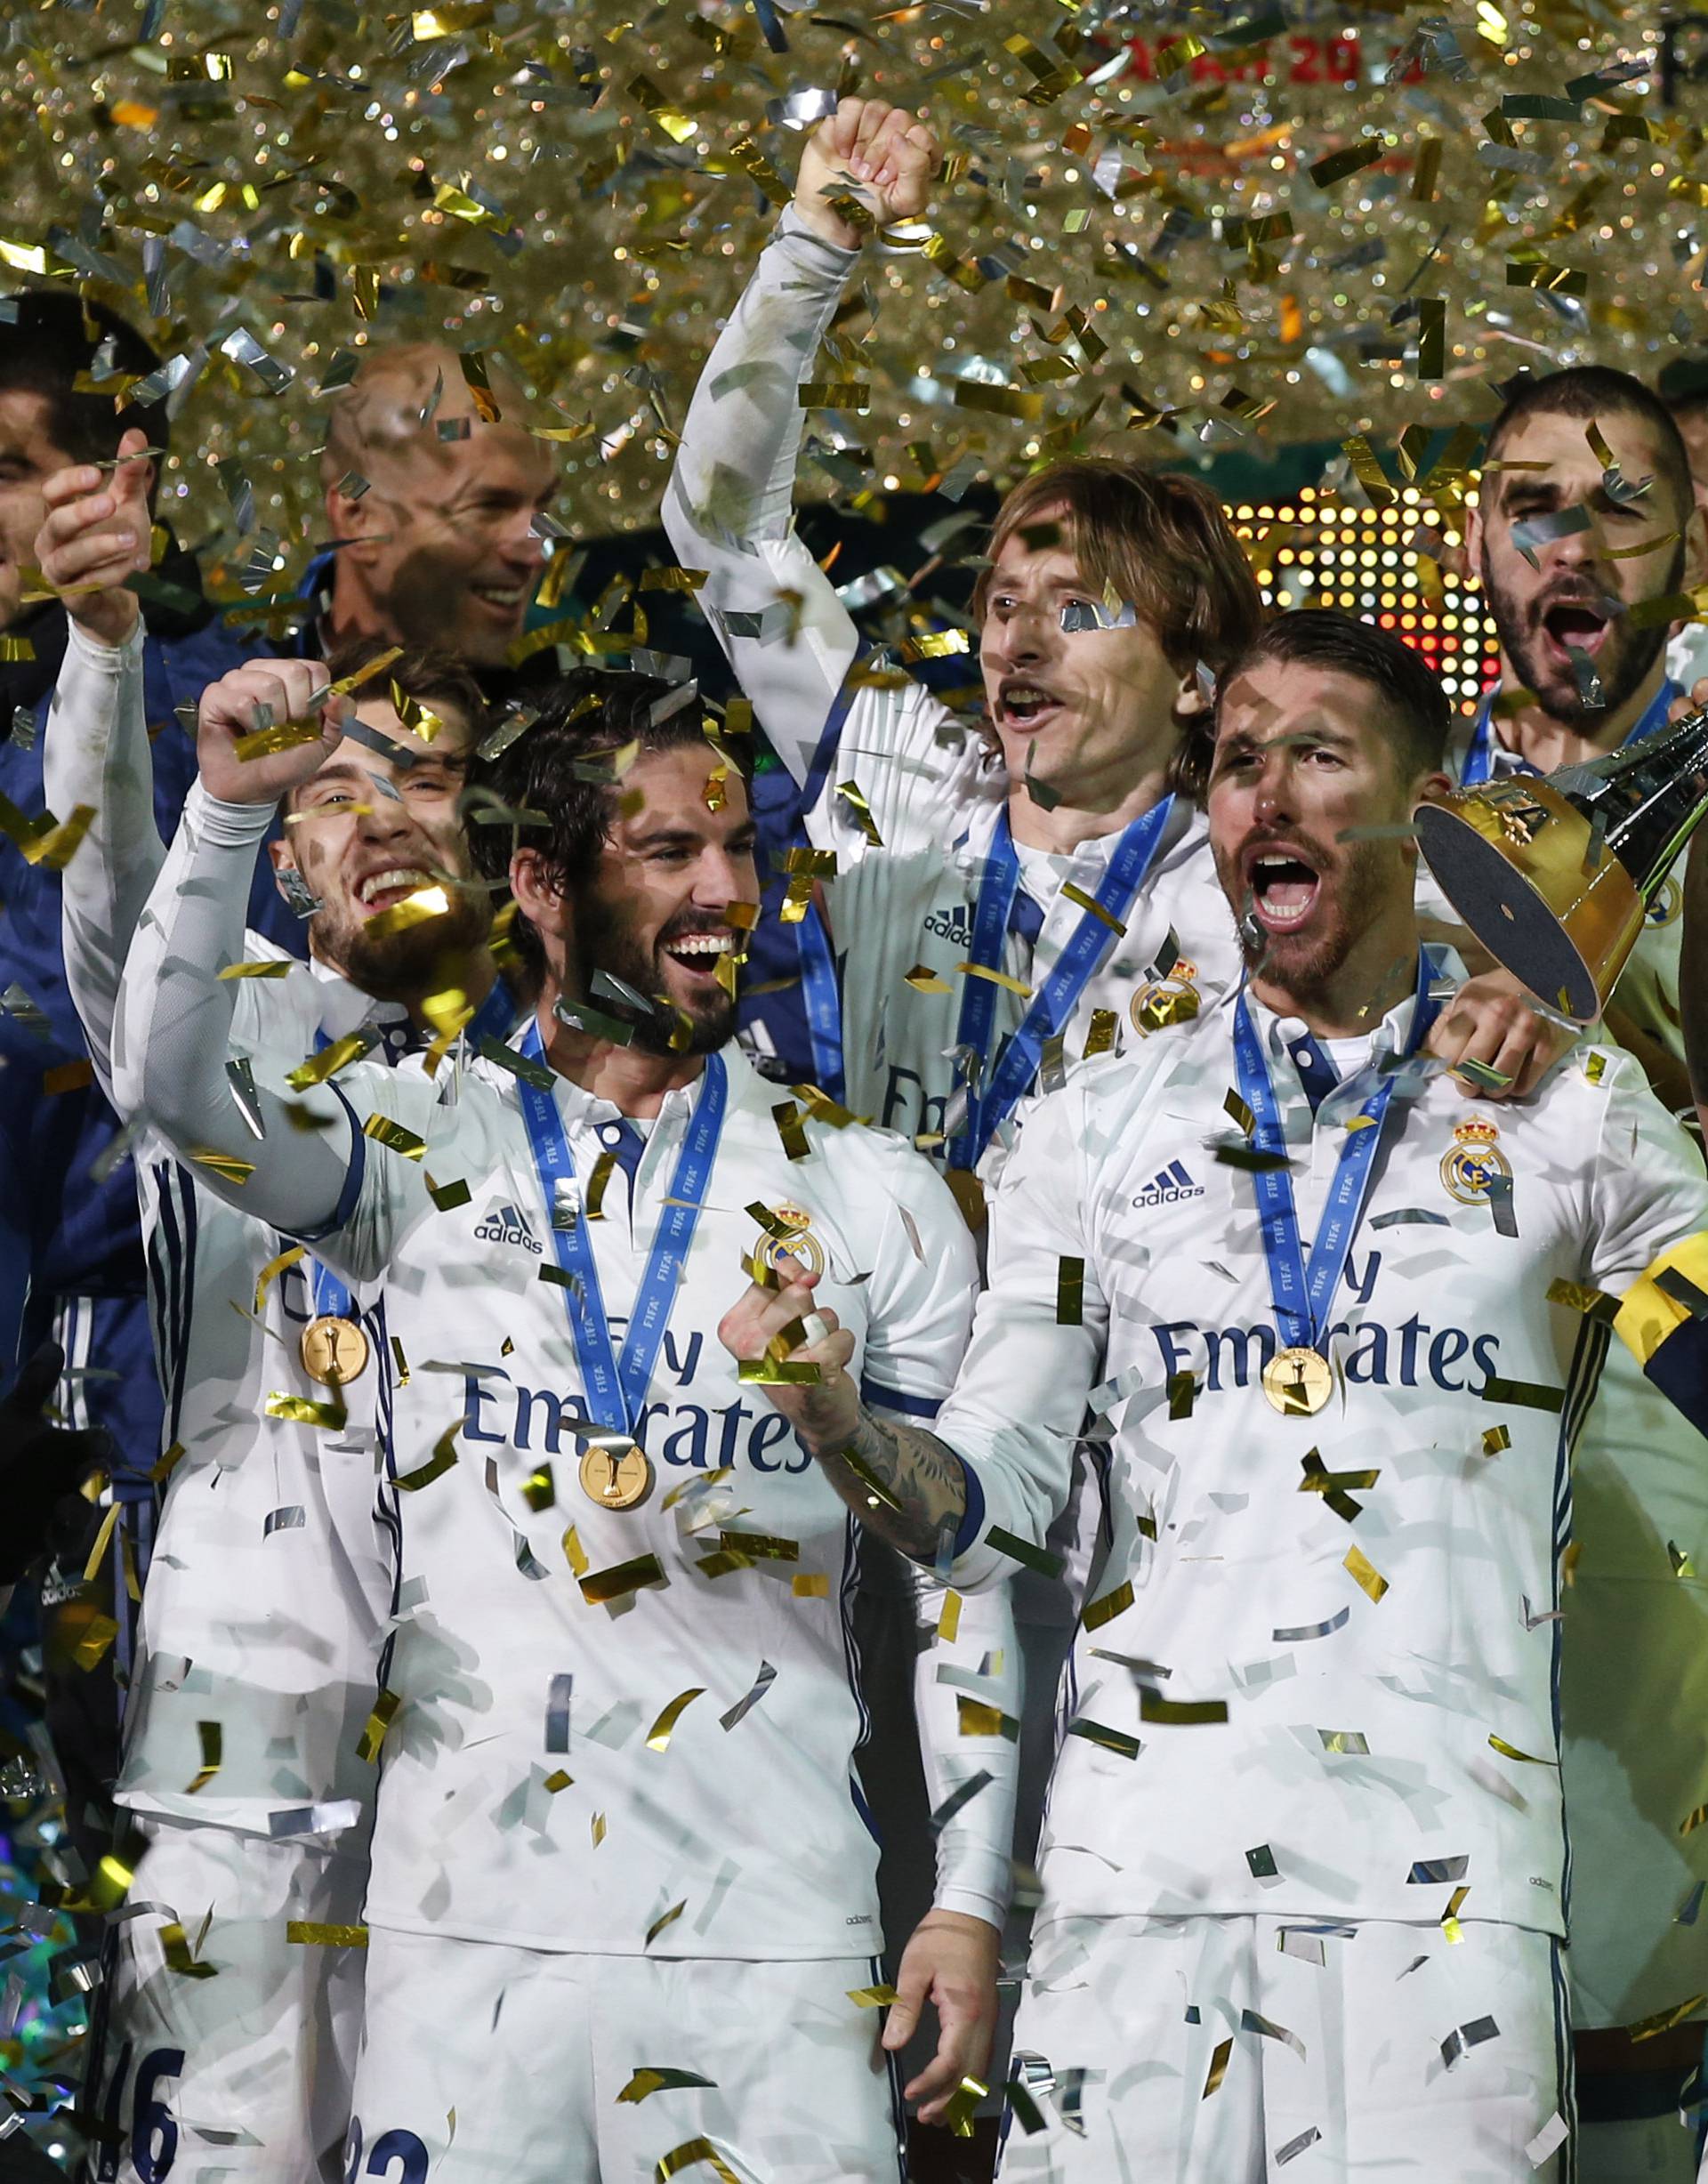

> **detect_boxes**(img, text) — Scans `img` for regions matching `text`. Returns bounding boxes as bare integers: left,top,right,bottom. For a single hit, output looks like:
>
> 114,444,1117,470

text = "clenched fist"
794,98,940,253
195,657,349,808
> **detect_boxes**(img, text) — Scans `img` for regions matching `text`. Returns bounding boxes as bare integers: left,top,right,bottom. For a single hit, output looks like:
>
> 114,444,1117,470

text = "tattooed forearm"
810,1407,969,1561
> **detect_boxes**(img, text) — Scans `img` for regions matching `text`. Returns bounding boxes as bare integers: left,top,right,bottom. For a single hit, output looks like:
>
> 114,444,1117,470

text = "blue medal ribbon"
1231,954,1439,1358
796,905,846,1104
513,1020,728,1434
948,799,1175,1168
1462,679,1678,785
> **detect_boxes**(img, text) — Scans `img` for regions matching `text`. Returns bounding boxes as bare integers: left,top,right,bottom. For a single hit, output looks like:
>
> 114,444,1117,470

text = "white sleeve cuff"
185,775,278,848
65,616,146,671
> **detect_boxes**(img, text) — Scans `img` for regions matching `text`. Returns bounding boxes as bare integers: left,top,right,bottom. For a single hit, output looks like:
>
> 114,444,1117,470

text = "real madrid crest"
754,1203,825,1278
1647,874,1683,930
1439,1116,1513,1205
1130,957,1202,1038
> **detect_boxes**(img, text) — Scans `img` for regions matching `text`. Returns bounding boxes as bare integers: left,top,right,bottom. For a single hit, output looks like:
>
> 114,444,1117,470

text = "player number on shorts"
132,2046,184,2183
344,2118,431,2184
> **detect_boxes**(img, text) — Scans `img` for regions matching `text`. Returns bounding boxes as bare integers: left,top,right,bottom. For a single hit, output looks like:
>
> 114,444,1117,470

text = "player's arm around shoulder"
1575,1043,1708,1434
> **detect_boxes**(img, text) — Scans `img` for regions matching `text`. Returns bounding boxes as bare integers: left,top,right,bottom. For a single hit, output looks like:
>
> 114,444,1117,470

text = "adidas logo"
474,1201,544,1253
922,903,973,947
1132,1159,1204,1208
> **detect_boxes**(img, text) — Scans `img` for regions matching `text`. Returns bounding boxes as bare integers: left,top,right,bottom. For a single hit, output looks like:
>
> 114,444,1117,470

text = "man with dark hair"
107,665,1012,2179
723,608,1708,2183
1449,367,1708,2180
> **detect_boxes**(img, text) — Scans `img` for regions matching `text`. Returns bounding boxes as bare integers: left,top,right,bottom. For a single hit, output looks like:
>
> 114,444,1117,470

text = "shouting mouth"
994,680,1068,736
1245,844,1322,933
1538,597,1613,667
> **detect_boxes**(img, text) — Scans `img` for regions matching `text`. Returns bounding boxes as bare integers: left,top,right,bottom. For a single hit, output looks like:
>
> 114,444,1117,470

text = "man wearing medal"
665,97,1265,1190
38,439,522,2184
721,609,1708,2181
109,663,1014,2179
1429,366,1708,2179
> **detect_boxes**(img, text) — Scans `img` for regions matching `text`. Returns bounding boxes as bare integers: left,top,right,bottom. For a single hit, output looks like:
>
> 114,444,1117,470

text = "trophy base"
1413,782,1644,1028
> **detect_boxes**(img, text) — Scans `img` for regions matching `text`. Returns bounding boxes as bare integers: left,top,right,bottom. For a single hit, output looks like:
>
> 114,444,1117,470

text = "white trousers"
996,1914,1573,2183
346,1926,906,2182
93,1815,365,2182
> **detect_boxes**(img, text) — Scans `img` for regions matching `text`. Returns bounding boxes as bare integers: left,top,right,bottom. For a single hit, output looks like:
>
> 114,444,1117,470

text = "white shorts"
996,1914,1573,2183
348,1928,906,2182
91,1816,365,2183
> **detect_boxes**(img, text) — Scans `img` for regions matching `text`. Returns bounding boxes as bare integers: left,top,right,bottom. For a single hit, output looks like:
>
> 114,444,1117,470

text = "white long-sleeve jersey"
663,210,1244,1159
113,782,1017,1953
47,624,406,1833
1419,691,1708,2023
936,979,1708,1941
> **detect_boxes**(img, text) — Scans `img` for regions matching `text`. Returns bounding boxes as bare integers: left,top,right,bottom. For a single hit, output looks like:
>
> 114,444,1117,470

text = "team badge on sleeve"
753,1204,825,1277
1439,1116,1512,1205
1129,958,1201,1037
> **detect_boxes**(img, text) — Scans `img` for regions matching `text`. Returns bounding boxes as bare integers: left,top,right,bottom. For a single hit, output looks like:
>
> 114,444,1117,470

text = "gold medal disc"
578,1440,654,1511
1261,1345,1333,1416
299,1314,370,1387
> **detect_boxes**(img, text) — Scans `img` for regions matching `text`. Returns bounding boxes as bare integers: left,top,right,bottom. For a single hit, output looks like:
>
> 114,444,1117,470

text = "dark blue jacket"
0,560,304,1318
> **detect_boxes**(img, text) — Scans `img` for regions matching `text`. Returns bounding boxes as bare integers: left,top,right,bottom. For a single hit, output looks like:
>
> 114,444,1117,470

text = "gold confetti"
363,1115,428,1161
645,1899,689,1947
264,1393,346,1429
218,958,293,979
183,1721,222,1795
1488,1734,1555,1765
286,1032,371,1090
955,960,1034,1000
1343,1546,1389,1603
1083,1581,1133,1632
286,1922,368,1947
654,2140,741,2183
848,1983,902,2008
793,1572,830,1600
395,1422,461,1493
617,2068,717,2105
581,1554,668,1606
357,1691,401,1764
1202,2036,1233,2099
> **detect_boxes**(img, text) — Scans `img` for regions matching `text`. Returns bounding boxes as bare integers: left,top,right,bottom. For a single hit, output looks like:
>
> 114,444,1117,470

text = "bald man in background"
301,342,559,678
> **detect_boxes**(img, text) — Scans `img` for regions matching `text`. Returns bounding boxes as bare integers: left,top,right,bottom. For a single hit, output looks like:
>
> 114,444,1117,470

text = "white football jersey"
112,781,1009,1954
309,1036,985,1955
1427,695,1708,2021
48,623,417,1831
937,981,1708,1938
664,210,1245,1163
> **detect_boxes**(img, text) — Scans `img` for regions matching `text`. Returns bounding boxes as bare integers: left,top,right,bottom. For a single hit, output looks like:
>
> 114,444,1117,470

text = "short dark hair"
1210,609,1452,786
321,634,489,746
467,669,745,980
1484,365,1694,524
0,290,169,467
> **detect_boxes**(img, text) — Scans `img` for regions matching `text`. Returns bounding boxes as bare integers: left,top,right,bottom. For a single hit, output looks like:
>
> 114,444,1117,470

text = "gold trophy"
1412,701,1708,1023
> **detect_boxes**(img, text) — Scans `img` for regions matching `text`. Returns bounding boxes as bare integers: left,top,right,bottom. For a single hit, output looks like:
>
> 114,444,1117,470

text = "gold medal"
577,1439,654,1511
1261,1345,1333,1416
299,1314,370,1387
